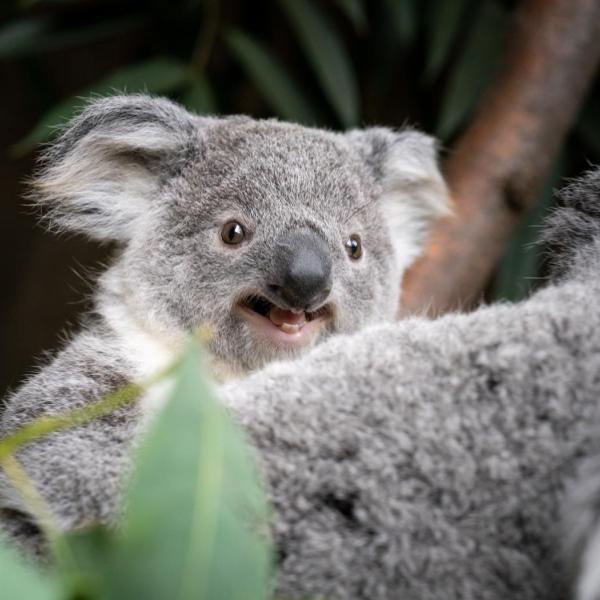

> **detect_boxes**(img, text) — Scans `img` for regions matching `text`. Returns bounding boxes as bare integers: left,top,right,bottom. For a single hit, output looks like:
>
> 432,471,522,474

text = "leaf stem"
0,360,181,461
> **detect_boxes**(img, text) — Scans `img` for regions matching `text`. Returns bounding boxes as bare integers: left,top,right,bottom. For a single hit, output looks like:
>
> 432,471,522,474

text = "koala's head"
32,95,448,373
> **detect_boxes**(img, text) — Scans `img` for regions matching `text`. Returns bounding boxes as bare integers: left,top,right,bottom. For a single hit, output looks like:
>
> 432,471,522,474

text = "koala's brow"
342,195,379,224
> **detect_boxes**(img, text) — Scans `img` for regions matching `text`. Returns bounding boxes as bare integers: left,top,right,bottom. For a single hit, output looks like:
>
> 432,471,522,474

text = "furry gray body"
3,96,600,599
219,171,600,599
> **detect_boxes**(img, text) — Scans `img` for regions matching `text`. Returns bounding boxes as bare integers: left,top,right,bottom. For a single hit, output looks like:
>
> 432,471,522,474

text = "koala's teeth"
279,322,303,334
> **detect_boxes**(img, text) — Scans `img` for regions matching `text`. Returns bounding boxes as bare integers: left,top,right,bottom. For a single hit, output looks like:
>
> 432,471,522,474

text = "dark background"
1,0,599,396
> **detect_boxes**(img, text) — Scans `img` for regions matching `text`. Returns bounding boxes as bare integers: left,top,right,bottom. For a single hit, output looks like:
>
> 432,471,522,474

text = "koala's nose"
270,229,332,310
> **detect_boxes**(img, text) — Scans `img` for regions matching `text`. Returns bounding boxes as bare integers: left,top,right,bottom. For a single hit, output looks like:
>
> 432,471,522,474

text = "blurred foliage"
1,0,599,298
0,340,272,600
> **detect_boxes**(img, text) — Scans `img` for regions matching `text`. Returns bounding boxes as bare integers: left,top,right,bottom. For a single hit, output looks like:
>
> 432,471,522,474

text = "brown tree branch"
401,0,600,317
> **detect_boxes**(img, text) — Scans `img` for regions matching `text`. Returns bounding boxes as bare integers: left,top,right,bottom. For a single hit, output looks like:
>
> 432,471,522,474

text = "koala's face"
33,96,447,373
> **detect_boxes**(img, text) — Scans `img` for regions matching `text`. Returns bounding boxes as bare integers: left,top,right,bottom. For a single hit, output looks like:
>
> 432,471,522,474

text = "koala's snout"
269,229,332,310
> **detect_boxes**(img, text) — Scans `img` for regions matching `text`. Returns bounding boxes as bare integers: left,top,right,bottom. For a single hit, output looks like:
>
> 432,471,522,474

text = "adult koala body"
0,95,447,547
218,170,600,600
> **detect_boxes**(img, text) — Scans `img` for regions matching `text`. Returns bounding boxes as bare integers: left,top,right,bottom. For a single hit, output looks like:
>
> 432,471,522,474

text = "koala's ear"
346,127,449,264
30,94,202,242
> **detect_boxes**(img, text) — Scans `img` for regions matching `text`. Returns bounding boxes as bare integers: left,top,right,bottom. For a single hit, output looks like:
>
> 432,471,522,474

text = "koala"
0,95,447,550
26,94,447,384
3,98,600,599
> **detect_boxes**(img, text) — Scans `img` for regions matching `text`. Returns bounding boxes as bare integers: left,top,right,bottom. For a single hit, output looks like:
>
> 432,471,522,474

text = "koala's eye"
345,234,363,260
221,221,245,245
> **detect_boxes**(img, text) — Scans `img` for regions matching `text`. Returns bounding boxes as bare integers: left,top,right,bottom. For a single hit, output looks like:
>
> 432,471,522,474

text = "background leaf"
331,0,367,33
182,76,218,115
0,16,146,58
279,0,360,127
225,28,319,124
435,0,507,141
383,0,418,46
424,0,472,81
103,342,271,600
14,56,190,154
0,18,51,58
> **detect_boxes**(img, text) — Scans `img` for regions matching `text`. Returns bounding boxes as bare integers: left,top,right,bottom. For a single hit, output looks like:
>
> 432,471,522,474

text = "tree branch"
401,0,600,317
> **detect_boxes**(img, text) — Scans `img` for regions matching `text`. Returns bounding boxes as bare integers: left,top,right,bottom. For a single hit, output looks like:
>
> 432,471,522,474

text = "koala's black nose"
270,229,332,310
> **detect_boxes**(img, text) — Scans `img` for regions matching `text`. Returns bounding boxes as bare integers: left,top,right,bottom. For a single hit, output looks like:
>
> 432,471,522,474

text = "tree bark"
400,0,600,317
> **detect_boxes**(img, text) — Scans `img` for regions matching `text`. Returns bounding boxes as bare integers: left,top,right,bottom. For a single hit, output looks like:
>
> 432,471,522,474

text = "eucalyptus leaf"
425,0,472,81
104,342,271,600
96,56,190,95
331,0,367,32
14,57,191,154
53,526,116,600
39,17,147,54
225,28,319,124
0,18,50,57
182,76,218,115
435,0,507,141
0,16,145,58
0,538,62,600
383,0,418,46
279,0,360,127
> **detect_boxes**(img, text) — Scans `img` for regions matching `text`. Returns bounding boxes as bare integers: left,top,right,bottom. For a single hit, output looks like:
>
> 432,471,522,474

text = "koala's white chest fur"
99,287,241,423
100,293,183,422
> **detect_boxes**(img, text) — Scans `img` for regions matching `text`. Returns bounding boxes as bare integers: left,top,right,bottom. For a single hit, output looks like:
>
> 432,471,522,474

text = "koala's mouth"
236,294,332,347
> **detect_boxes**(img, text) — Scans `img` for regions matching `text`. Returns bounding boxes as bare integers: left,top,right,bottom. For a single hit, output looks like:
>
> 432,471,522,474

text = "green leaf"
14,57,191,154
41,17,147,54
331,0,367,32
494,153,564,301
225,28,319,124
105,342,271,600
424,0,472,81
95,56,190,95
383,0,418,46
182,77,218,115
0,16,145,58
435,0,508,141
53,526,117,599
0,18,50,58
0,538,61,600
279,0,360,127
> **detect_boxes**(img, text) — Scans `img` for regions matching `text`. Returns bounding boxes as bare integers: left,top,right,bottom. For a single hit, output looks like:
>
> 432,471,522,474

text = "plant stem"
0,360,180,461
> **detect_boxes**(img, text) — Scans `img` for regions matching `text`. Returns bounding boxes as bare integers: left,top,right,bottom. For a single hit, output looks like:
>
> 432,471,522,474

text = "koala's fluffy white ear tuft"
30,94,202,242
347,127,449,269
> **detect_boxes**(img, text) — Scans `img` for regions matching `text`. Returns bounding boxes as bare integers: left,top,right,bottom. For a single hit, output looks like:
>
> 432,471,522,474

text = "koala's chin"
211,228,337,373
211,297,337,376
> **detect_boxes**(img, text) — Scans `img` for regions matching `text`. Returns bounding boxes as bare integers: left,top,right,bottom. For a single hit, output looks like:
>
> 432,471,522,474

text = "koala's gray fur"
217,170,600,600
0,96,447,552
